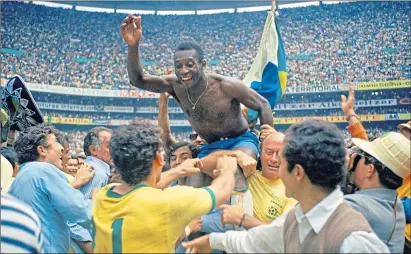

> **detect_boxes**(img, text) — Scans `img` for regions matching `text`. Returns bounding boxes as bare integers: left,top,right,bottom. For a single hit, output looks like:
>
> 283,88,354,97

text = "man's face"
61,143,70,171
278,146,297,199
261,136,283,180
42,134,64,169
170,146,193,168
174,49,204,88
352,151,372,189
78,157,85,167
193,135,206,146
400,128,411,140
93,131,112,163
66,158,79,176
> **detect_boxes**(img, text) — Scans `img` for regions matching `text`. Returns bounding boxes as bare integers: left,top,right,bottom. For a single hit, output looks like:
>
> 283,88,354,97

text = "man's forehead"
174,49,198,60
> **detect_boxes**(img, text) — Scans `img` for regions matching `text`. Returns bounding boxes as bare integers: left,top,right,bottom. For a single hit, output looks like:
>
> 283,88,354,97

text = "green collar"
106,184,148,198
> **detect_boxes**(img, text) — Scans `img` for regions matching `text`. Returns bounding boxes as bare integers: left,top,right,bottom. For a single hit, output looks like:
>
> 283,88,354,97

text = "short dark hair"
167,141,200,164
0,146,18,167
175,41,205,62
55,132,70,146
362,151,403,189
283,119,346,191
83,127,112,156
14,124,60,164
110,120,162,185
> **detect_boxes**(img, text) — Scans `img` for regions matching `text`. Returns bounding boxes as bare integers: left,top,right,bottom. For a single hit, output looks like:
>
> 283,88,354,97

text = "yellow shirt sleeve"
164,186,215,227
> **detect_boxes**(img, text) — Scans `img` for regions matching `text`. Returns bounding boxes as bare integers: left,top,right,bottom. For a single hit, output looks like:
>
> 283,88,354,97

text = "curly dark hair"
283,119,347,191
175,40,205,62
110,120,162,185
14,124,60,164
166,141,200,164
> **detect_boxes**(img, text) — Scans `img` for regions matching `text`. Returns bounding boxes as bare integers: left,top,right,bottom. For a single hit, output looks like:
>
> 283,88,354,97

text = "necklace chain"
185,80,208,110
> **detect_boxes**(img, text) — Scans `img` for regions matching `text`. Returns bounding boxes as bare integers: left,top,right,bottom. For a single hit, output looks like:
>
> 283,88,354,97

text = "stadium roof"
50,0,323,11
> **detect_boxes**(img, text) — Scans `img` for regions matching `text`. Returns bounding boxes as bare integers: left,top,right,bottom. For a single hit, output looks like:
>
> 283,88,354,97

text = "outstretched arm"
221,78,273,126
158,93,177,151
341,86,368,140
121,15,175,93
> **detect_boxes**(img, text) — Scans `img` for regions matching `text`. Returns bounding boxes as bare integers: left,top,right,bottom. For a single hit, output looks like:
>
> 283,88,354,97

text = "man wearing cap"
345,132,410,253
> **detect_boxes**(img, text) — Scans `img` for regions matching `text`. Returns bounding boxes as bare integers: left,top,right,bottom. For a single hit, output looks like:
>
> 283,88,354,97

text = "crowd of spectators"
1,1,410,90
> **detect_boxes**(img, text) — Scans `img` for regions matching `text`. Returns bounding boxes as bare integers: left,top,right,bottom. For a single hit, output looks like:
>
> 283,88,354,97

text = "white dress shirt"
210,187,390,253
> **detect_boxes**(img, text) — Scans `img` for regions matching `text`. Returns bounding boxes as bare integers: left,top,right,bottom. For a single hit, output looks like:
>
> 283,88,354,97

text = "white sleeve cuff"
209,233,226,251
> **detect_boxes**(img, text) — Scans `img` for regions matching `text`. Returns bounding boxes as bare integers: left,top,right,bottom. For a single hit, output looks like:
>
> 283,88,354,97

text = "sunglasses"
350,149,374,172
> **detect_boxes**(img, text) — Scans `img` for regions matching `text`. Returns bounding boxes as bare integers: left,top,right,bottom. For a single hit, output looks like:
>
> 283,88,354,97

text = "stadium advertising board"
37,102,133,113
356,80,410,90
47,116,93,125
274,114,387,125
275,99,397,110
285,84,350,94
2,79,408,98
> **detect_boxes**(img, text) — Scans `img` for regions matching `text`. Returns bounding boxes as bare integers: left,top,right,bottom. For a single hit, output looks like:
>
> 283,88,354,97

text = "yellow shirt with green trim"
248,171,297,222
91,183,216,253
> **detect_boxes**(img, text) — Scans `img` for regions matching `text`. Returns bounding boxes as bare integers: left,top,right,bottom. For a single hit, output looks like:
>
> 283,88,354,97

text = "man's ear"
89,145,98,156
153,151,165,167
201,60,207,69
37,145,46,157
366,163,376,178
294,164,306,183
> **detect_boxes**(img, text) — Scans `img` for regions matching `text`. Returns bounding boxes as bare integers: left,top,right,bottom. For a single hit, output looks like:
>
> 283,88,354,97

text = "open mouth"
268,165,279,171
181,76,193,82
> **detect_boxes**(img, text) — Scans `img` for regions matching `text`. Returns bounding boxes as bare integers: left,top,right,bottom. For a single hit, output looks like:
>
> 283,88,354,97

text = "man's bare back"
120,14,273,145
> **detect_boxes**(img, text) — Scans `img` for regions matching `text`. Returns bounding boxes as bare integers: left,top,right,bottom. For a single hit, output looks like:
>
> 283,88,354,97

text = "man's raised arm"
121,14,174,93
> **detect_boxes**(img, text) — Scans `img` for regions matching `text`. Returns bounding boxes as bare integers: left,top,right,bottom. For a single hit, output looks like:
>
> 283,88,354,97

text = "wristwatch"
346,114,360,121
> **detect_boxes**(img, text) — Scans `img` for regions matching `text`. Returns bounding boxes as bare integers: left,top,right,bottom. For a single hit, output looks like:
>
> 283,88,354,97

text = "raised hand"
187,217,202,234
75,163,95,184
341,86,356,116
173,158,202,177
260,124,276,141
213,156,238,177
182,235,212,254
234,151,257,177
220,194,244,228
120,14,142,46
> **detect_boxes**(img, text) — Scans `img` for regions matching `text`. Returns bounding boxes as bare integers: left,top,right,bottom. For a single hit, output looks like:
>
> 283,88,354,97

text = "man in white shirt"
183,119,389,253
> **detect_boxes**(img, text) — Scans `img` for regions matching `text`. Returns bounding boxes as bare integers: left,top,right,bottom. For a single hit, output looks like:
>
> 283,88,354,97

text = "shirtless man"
121,14,272,184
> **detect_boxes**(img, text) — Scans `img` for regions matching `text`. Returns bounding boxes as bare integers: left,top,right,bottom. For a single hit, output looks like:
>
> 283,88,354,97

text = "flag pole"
271,0,277,12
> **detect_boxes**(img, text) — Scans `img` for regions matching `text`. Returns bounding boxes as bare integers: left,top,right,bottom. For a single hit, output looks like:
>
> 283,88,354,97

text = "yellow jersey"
63,172,74,185
92,184,215,253
398,173,411,242
248,171,297,222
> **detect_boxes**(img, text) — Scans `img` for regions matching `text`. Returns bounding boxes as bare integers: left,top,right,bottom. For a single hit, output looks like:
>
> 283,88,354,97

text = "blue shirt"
345,188,406,254
8,162,92,253
70,156,110,253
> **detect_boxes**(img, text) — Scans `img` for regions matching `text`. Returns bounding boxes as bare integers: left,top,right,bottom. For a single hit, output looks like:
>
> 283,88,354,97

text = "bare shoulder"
207,73,243,90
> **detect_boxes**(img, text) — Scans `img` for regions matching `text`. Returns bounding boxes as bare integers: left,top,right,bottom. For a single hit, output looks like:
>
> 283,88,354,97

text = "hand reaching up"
120,14,142,46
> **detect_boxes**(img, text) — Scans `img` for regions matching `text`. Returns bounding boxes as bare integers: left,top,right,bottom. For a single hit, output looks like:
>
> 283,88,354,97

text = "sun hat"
352,132,410,178
398,120,411,131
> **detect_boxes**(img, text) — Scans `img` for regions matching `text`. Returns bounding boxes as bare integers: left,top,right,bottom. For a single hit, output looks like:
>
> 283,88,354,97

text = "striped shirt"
1,193,43,253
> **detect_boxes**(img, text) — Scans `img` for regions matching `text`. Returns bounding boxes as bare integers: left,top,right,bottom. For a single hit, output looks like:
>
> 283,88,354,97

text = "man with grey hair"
70,127,112,253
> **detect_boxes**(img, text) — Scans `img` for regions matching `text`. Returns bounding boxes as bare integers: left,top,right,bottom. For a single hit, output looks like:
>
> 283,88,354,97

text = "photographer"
345,132,410,253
